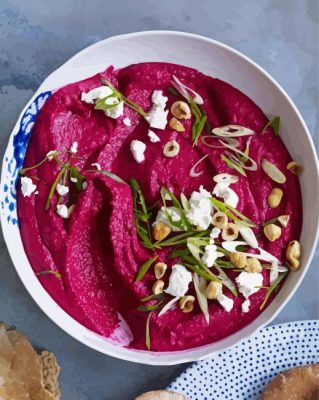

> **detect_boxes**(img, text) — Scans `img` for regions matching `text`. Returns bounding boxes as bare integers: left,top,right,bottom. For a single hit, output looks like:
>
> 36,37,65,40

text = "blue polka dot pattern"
167,320,319,400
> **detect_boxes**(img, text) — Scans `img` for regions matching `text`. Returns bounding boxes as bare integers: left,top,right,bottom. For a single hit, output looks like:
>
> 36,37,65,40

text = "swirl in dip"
18,63,302,351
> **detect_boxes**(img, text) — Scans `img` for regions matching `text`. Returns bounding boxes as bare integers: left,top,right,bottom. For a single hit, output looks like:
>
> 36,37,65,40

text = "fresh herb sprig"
160,187,192,232
210,197,257,227
188,96,207,146
99,78,146,117
168,85,208,146
130,178,155,250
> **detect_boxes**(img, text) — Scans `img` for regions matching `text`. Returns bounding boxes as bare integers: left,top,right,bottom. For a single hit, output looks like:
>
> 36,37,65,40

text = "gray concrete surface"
0,0,318,399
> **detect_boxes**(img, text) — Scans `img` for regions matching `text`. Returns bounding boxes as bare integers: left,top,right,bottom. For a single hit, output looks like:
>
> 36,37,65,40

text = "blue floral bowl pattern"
0,91,51,225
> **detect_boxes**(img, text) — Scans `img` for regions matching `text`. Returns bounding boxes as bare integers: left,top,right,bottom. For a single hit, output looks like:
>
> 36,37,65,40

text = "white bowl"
1,31,318,365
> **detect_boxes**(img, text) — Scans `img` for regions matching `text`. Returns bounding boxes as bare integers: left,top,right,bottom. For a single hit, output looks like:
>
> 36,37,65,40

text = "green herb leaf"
69,166,84,191
262,217,279,227
140,293,164,303
19,152,57,175
45,166,66,210
160,187,191,232
188,96,207,146
130,178,154,249
36,270,61,279
261,116,280,136
184,263,221,283
94,95,119,110
86,169,127,184
221,154,247,177
210,197,257,228
138,300,164,312
145,312,152,350
260,272,288,310
135,256,158,282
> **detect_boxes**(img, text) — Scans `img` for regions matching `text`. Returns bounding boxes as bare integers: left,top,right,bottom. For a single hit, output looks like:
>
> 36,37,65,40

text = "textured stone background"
0,0,318,399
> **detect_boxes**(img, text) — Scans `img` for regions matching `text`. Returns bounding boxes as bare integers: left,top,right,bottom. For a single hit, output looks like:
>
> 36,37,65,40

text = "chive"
86,169,127,184
45,166,66,210
184,263,221,283
260,273,288,310
130,178,154,249
135,256,158,282
19,153,55,175
188,96,207,146
262,217,279,227
138,300,164,312
221,154,247,177
140,293,164,303
36,270,61,279
145,311,152,350
69,166,84,191
160,187,191,231
261,116,280,136
100,78,146,117
210,197,256,228
154,231,196,247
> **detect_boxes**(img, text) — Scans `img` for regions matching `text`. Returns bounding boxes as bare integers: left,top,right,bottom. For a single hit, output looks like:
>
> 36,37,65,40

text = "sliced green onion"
193,273,209,324
221,154,247,177
260,272,288,310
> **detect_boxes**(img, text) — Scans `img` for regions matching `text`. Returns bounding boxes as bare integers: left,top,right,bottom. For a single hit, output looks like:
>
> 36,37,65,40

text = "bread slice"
135,390,190,400
0,324,61,400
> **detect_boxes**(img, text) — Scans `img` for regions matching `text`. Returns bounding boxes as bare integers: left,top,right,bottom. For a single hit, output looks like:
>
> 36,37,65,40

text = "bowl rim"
1,30,318,365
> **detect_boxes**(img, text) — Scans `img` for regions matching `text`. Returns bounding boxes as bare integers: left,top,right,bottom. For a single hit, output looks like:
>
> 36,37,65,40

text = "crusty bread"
0,324,61,400
135,390,191,400
261,364,319,400
40,351,61,400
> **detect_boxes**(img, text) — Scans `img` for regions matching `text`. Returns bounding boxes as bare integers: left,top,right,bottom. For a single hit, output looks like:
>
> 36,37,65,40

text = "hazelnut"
278,215,290,227
245,258,262,273
263,223,282,242
152,222,171,241
211,211,228,229
152,280,165,295
287,161,303,175
171,101,191,120
169,117,185,132
205,281,223,299
163,140,180,158
267,188,284,208
221,223,239,241
154,262,167,279
286,240,301,271
230,252,247,269
179,295,195,313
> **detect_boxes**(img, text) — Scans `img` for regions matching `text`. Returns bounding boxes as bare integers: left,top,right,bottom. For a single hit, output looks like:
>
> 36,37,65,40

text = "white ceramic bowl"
1,31,318,365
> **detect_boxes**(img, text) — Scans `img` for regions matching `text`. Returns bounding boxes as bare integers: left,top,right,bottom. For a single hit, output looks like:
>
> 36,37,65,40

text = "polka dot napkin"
167,320,319,400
